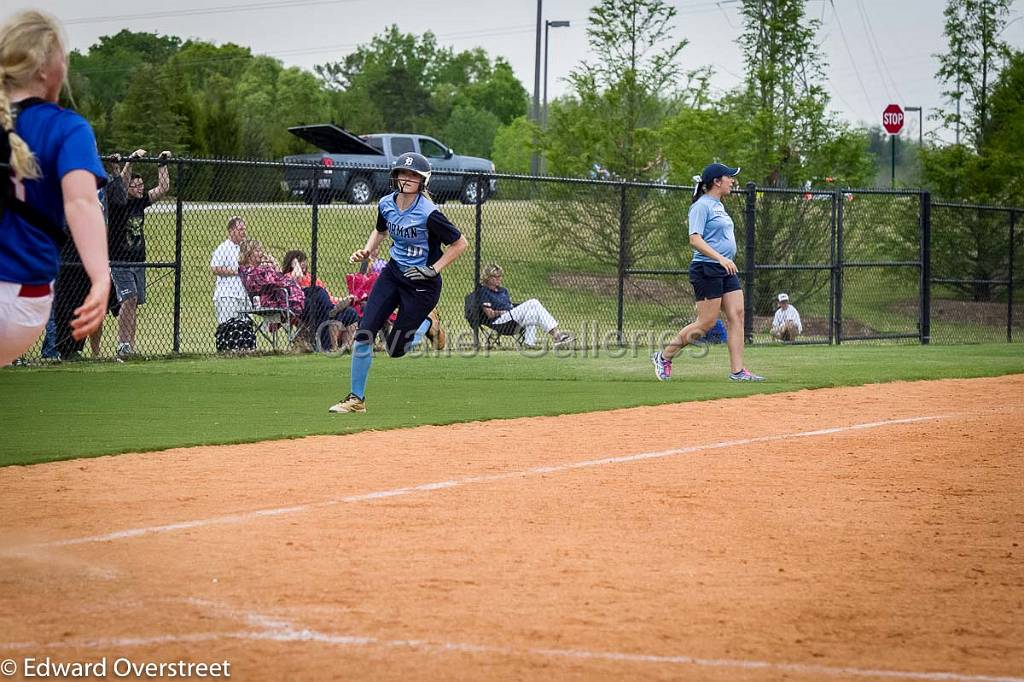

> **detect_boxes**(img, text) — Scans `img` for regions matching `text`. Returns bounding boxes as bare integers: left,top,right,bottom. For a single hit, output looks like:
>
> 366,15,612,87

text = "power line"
829,0,874,117
71,24,539,78
64,0,364,25
854,0,904,103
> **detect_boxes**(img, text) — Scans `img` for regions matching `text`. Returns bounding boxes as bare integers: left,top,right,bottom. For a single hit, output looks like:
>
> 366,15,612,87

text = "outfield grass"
2,343,1022,467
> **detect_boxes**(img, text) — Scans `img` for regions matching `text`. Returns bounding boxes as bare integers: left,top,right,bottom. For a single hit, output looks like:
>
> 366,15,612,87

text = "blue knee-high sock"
350,340,373,399
406,318,432,351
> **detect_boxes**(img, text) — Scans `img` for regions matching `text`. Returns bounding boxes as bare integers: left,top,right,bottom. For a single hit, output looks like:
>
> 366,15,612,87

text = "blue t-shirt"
688,194,736,263
478,286,513,312
1,100,106,285
375,193,461,271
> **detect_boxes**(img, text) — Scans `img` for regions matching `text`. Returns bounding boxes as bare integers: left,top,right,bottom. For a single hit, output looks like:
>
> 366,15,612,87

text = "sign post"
883,104,905,188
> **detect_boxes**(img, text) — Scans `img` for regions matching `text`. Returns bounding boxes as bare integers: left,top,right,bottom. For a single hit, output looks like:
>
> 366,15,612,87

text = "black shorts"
689,261,742,301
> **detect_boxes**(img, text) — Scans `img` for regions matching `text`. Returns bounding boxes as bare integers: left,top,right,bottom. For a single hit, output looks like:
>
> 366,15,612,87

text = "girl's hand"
70,277,111,341
349,249,370,264
718,257,738,275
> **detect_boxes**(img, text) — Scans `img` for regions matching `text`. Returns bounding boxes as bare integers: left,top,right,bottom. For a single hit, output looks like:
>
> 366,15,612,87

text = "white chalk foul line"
2,603,1019,682
38,414,947,549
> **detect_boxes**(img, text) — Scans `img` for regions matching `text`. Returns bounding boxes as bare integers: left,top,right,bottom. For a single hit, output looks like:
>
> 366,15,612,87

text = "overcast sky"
23,0,1024,141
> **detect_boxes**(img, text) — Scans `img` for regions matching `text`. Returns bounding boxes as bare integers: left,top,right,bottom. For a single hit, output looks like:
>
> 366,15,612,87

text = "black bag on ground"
215,317,256,352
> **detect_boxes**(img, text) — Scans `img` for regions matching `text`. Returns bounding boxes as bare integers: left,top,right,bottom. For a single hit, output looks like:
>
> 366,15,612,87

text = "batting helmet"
391,152,431,192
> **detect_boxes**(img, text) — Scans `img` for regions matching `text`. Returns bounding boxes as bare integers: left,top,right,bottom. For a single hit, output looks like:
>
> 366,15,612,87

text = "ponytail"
690,174,705,205
0,77,40,182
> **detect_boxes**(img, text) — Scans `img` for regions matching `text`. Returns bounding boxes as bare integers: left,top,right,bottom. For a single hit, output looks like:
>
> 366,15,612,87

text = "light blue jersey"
376,193,461,269
688,194,736,263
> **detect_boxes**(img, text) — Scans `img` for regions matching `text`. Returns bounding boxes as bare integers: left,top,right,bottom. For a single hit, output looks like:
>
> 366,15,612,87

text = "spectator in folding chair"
234,240,337,350
237,239,335,352
464,288,522,348
237,240,302,341
477,263,573,349
281,249,358,352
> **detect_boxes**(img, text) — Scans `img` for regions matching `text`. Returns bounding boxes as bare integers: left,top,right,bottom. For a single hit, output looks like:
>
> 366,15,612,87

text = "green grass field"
2,343,1022,467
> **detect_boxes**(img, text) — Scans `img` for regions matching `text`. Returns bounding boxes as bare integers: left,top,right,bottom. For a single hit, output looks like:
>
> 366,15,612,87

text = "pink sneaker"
652,351,672,381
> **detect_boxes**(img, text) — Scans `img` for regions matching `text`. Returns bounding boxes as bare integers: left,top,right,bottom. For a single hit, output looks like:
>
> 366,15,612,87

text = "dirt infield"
1,376,1022,681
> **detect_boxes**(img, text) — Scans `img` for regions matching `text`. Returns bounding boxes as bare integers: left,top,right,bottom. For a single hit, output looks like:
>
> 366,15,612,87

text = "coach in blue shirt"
652,162,764,383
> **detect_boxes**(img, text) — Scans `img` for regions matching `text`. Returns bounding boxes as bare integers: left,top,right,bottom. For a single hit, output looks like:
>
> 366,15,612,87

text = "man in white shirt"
210,216,248,324
770,292,802,342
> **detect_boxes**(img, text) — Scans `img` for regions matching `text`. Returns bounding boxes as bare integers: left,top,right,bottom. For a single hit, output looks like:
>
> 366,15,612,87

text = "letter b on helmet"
391,152,431,191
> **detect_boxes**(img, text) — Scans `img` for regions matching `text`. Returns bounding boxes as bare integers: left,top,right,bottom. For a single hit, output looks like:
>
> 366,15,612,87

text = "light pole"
904,106,923,147
530,0,543,176
541,19,570,175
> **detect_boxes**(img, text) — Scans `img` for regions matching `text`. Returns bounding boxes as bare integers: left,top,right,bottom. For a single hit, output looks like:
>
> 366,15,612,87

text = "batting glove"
403,265,438,281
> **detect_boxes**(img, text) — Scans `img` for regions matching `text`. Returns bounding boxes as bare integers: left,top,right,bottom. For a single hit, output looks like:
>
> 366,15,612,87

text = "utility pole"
530,0,543,176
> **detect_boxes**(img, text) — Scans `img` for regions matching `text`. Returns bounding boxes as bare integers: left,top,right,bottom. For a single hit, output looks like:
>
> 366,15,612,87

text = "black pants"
356,262,440,358
52,245,89,358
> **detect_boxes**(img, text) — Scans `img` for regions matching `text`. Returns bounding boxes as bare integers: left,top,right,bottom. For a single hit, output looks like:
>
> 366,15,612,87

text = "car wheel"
460,178,482,204
346,176,373,205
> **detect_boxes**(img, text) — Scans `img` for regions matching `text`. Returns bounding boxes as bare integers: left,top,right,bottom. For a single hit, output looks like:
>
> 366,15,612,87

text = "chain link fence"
21,157,1022,362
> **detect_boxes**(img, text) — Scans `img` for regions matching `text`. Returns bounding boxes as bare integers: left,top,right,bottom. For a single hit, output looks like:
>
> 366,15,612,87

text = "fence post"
1009,209,1016,343
616,183,628,346
744,182,756,343
828,191,839,344
172,159,184,354
309,165,321,283
834,191,845,344
919,191,931,345
473,173,484,350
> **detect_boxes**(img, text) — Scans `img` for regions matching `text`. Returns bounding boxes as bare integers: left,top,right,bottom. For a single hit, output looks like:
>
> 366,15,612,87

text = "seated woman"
237,240,333,351
478,263,573,348
281,249,359,351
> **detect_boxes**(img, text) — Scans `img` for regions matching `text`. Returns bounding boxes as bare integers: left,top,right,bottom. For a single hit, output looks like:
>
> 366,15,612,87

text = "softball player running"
1,10,109,366
652,162,764,382
329,152,468,413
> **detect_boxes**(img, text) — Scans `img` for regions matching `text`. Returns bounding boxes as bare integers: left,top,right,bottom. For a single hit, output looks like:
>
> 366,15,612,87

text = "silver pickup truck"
282,124,497,205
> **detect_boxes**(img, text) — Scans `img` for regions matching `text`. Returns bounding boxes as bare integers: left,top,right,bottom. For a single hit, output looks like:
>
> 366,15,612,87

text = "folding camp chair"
464,287,525,349
243,287,302,349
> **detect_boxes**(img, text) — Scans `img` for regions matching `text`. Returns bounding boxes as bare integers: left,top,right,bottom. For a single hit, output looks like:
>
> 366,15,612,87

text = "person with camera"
107,147,171,356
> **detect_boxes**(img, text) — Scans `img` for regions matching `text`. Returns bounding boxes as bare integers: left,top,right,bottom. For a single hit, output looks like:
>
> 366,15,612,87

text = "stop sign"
883,104,904,134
